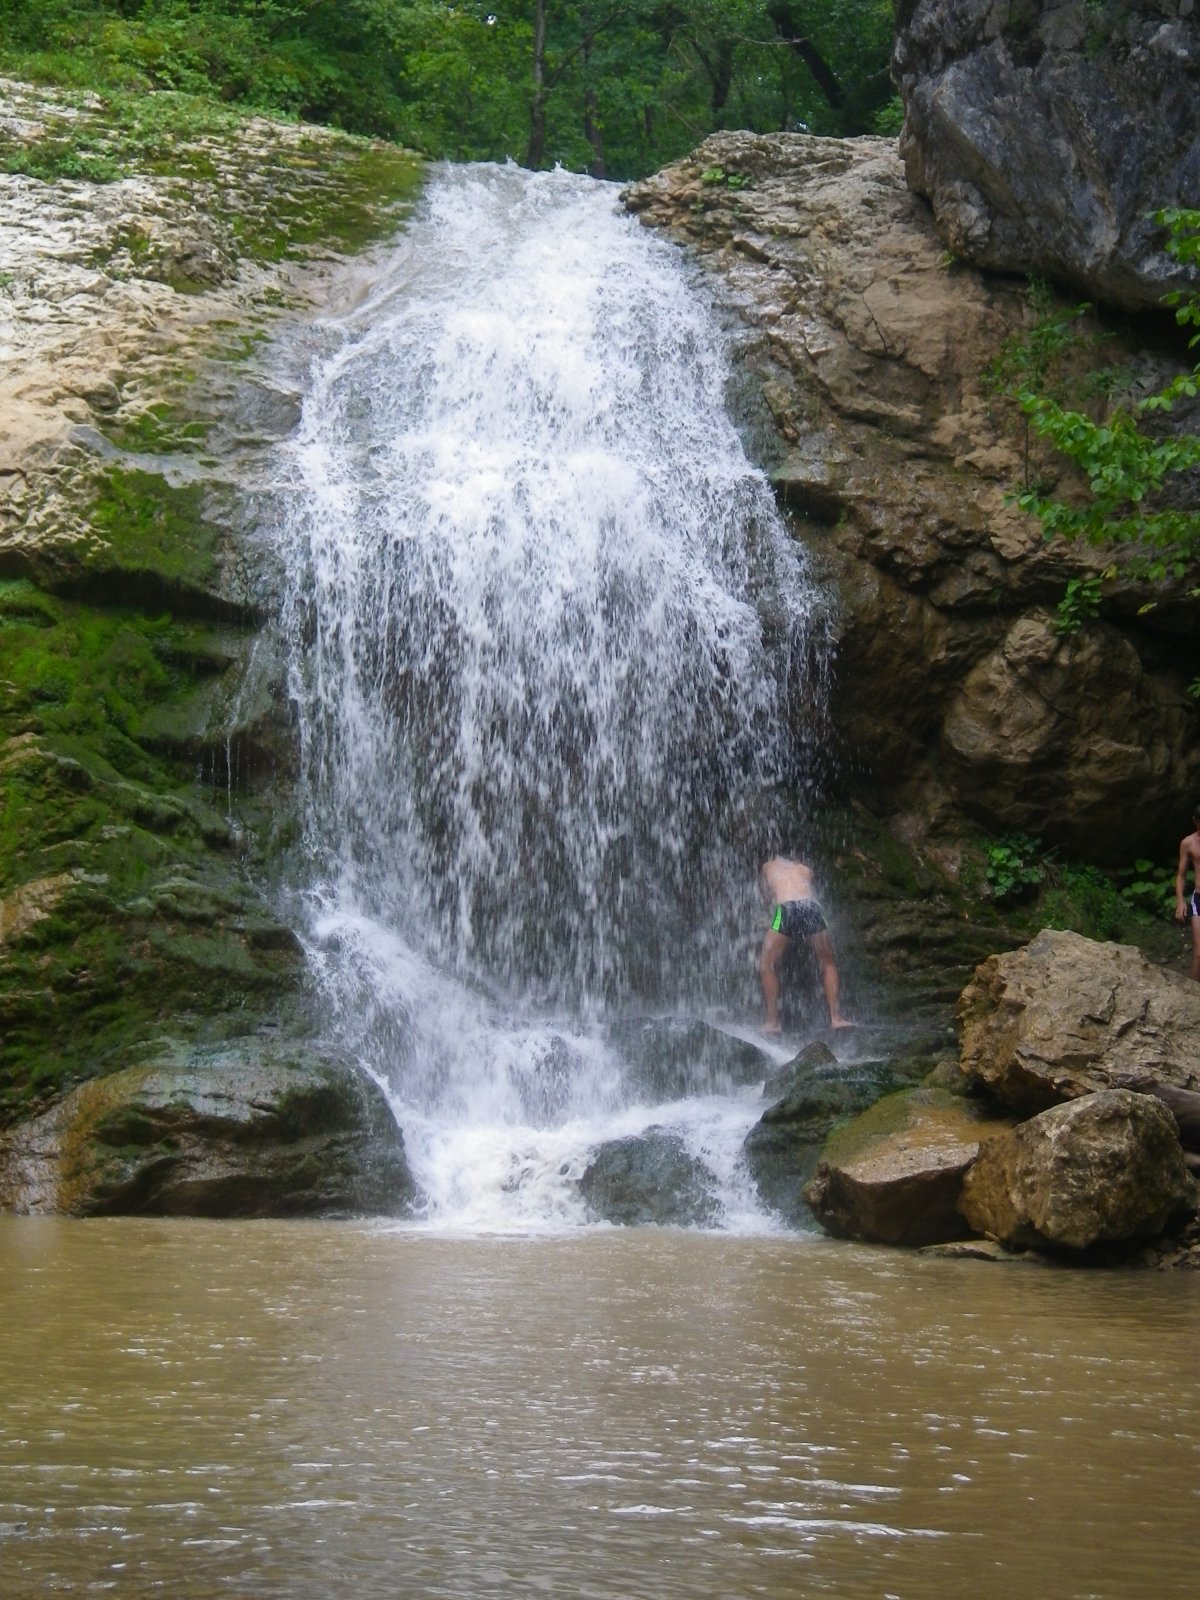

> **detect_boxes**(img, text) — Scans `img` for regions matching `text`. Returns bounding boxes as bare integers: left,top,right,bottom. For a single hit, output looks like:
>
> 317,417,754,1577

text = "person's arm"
1176,838,1190,920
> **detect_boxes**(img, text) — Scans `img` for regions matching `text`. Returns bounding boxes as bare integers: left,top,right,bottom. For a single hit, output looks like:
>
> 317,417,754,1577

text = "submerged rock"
958,929,1200,1116
958,1089,1197,1252
894,0,1200,311
579,1128,719,1227
0,1043,415,1218
803,1087,1014,1247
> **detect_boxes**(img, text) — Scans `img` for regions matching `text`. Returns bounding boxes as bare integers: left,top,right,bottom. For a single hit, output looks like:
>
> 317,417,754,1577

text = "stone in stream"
958,1089,1198,1253
0,1043,415,1219
744,1041,907,1228
803,1087,1015,1247
957,930,1200,1116
607,1017,773,1102
578,1128,720,1228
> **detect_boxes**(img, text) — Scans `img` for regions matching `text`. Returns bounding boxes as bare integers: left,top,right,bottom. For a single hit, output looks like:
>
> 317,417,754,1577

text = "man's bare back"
760,856,815,904
1176,811,1200,981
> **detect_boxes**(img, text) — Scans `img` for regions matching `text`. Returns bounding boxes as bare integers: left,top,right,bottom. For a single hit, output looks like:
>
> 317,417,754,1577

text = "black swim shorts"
1189,890,1200,918
770,899,827,940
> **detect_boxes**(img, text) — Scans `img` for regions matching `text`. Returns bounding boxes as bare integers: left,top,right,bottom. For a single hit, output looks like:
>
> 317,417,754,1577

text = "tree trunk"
525,0,548,169
766,1,844,109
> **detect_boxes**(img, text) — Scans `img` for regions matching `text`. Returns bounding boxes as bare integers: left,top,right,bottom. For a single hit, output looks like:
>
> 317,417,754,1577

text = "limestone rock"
803,1087,1014,1246
623,131,1200,866
0,1043,415,1218
894,0,1200,310
941,613,1197,860
958,929,1200,1115
958,1089,1197,1250
579,1129,719,1227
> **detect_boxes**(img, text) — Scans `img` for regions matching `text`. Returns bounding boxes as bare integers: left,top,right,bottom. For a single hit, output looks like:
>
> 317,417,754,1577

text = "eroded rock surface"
803,1086,1014,1245
958,929,1200,1114
0,77,422,1148
958,1088,1196,1250
623,131,1200,869
894,0,1200,311
0,1044,415,1218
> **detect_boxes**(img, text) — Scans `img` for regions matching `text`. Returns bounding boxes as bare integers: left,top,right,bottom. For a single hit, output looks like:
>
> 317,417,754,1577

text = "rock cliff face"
893,0,1200,311
0,78,420,1209
623,131,1200,869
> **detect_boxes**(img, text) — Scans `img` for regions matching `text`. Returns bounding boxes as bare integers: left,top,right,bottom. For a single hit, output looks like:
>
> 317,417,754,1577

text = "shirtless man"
759,855,851,1033
1175,805,1200,981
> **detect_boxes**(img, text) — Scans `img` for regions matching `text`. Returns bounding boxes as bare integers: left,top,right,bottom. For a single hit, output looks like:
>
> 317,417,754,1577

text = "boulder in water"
803,1087,1014,1246
0,1042,415,1218
958,930,1200,1116
579,1128,719,1227
958,1089,1197,1252
745,1041,905,1227
609,1017,772,1102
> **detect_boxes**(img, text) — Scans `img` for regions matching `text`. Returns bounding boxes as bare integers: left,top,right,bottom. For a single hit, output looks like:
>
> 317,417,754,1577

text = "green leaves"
994,212,1200,590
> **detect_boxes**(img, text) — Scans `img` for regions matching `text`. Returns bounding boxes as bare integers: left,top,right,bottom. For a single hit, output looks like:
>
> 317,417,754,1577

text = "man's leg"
759,928,790,1033
808,929,850,1028
1190,912,1200,981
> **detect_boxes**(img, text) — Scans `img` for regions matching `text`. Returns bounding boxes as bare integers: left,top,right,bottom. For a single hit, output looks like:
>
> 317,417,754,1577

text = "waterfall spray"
276,164,830,1228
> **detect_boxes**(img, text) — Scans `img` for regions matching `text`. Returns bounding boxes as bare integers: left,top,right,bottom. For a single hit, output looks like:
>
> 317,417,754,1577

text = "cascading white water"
277,163,831,1231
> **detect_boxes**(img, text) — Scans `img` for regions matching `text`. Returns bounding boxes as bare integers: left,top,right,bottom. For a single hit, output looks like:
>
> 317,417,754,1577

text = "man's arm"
1176,837,1191,920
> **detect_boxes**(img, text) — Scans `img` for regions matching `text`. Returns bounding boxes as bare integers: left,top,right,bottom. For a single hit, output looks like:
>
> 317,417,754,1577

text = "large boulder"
959,1088,1197,1249
578,1128,719,1227
803,1087,1014,1245
894,0,1200,311
958,929,1200,1115
0,1043,416,1218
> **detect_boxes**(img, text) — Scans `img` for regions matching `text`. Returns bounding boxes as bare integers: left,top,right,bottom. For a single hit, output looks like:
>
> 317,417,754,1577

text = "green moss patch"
0,573,299,1124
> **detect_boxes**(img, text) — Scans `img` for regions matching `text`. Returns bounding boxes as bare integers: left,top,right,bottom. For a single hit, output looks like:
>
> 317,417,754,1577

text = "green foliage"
985,833,1046,900
1002,213,1200,584
1053,573,1104,636
1113,857,1178,922
1040,862,1128,942
0,0,898,180
871,94,904,136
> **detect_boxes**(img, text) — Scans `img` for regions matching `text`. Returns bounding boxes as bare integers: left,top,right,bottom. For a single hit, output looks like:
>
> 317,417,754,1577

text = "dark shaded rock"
0,1043,415,1218
745,1042,908,1226
803,1087,1014,1246
578,1128,719,1227
958,1088,1198,1250
609,1017,772,1101
958,929,1200,1116
894,0,1200,311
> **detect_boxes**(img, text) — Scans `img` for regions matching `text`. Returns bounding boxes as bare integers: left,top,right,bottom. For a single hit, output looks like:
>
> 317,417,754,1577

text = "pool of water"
2,1218,1197,1598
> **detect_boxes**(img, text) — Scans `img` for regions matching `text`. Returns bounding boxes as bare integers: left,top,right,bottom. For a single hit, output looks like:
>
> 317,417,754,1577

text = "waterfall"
276,163,831,1230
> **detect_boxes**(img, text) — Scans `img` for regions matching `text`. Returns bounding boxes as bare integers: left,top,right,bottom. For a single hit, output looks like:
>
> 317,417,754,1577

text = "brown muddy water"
1,1219,1197,1600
